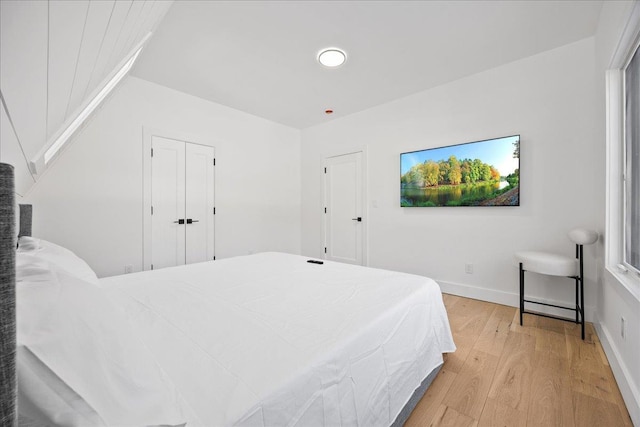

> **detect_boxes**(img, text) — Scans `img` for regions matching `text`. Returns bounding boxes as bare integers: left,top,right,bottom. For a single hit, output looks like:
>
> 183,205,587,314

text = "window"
625,45,640,273
606,4,640,291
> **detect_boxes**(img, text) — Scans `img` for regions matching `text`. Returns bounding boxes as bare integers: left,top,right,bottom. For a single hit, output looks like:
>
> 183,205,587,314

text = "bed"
12,203,456,426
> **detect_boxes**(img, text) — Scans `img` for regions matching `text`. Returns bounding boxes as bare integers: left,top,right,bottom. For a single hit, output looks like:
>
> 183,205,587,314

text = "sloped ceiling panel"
47,0,90,139
83,1,134,101
0,99,35,197
0,0,49,163
0,0,172,194
62,0,116,131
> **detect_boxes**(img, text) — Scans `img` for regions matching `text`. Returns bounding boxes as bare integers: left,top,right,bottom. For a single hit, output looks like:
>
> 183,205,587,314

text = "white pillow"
16,267,186,427
17,237,99,285
16,236,40,252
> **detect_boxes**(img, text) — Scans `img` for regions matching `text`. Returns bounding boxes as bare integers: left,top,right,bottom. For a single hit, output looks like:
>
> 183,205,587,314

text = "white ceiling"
132,1,603,129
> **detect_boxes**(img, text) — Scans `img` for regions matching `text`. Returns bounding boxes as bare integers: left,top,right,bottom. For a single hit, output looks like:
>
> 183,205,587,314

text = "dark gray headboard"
18,204,32,237
0,162,17,425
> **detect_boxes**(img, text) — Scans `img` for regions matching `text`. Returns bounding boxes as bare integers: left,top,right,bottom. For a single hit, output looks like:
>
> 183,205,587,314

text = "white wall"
24,76,301,277
301,38,602,319
594,1,640,425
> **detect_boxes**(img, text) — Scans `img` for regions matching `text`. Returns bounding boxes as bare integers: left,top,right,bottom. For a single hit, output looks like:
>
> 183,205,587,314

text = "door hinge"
151,264,154,270
324,247,327,254
213,207,216,215
151,148,154,157
324,207,326,213
324,167,327,173
213,158,216,166
151,206,153,215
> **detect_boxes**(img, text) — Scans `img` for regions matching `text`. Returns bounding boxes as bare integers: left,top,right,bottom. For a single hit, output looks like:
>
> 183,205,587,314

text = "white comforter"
101,252,456,426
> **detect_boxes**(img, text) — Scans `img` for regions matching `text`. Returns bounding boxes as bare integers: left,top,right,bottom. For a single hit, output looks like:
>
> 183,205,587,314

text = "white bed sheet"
101,252,456,426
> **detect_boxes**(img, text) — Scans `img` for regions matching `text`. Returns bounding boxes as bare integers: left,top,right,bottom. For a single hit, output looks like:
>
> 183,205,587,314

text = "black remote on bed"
307,260,324,264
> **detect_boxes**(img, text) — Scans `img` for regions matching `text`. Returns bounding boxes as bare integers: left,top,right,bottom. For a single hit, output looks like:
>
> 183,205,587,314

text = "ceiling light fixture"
318,48,346,67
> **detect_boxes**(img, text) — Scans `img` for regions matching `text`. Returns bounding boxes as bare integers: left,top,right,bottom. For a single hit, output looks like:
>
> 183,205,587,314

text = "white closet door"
185,143,215,264
151,136,186,269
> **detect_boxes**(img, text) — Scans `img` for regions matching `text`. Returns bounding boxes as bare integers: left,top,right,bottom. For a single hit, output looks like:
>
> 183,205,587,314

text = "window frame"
623,44,640,276
605,2,640,296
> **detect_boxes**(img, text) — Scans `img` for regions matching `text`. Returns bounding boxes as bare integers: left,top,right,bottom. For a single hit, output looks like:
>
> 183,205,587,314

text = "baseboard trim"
436,280,596,322
594,320,640,426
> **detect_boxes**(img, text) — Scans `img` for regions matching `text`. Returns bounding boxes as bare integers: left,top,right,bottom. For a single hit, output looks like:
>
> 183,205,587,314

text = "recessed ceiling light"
318,48,346,67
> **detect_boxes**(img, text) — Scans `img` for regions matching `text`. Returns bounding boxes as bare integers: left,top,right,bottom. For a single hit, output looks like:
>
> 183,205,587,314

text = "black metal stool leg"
580,280,585,340
579,244,585,340
519,262,524,326
575,277,579,323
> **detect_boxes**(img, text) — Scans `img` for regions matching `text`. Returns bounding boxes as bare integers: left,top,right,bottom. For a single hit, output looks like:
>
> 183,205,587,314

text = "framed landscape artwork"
400,135,520,207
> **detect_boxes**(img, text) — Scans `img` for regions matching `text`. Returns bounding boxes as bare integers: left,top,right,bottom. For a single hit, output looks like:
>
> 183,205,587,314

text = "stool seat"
515,251,578,277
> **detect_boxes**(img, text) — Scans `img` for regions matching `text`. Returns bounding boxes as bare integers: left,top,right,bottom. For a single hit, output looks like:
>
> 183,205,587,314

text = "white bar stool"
515,228,598,340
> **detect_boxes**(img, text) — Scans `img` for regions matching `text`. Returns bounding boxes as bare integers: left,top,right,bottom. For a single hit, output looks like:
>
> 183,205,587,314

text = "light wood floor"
405,294,633,427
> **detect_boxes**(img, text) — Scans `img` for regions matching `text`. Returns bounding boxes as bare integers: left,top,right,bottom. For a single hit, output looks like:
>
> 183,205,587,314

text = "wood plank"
564,321,598,343
473,309,513,357
442,350,499,419
487,303,516,321
570,369,619,404
429,404,478,427
573,391,627,427
445,298,494,373
527,351,575,427
447,297,495,330
442,293,463,309
478,397,526,427
566,334,608,380
532,314,567,335
509,310,538,337
535,328,568,359
405,369,457,427
594,334,610,366
487,332,535,413
443,336,473,374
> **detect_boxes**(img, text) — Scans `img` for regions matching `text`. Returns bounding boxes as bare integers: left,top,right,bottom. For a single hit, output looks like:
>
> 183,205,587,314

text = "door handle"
351,217,362,222
186,218,199,224
173,219,185,224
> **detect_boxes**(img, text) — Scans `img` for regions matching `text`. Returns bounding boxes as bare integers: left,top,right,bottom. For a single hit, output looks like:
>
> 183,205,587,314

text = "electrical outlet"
124,265,133,274
465,263,473,274
621,317,626,340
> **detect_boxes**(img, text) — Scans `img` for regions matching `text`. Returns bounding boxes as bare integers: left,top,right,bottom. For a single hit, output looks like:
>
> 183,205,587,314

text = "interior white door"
185,143,215,264
324,151,364,265
151,137,215,269
151,136,186,269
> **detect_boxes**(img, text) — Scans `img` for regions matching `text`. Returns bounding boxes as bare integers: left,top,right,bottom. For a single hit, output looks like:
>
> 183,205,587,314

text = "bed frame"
0,163,16,425
392,364,442,426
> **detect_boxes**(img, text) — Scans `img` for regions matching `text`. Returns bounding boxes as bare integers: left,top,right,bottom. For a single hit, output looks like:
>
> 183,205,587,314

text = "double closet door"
151,136,215,269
